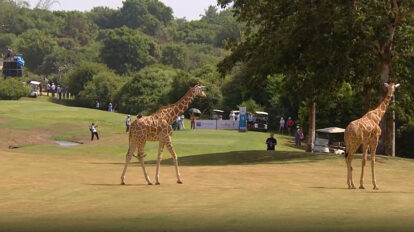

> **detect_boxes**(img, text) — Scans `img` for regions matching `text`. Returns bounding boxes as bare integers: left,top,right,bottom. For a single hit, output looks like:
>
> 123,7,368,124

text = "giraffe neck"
367,88,394,124
161,88,196,124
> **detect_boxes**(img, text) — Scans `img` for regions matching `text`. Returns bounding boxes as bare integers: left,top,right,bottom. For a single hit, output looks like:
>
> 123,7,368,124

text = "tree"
78,71,124,108
161,44,186,69
14,29,57,73
350,1,414,156
115,65,177,115
218,0,356,152
66,62,109,97
100,26,158,74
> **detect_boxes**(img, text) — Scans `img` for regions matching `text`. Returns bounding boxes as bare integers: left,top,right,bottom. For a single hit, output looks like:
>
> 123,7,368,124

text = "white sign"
195,120,216,129
217,120,239,130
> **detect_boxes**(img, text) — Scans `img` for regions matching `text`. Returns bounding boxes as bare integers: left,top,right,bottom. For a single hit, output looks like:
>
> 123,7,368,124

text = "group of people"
172,115,185,130
278,116,295,135
95,101,119,112
45,82,68,100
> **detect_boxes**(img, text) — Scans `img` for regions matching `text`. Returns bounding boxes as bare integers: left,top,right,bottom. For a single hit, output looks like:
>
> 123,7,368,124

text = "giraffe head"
384,82,400,95
193,84,207,98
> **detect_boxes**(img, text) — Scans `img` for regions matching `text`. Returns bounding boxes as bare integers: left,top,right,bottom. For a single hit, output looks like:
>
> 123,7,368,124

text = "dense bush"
0,79,29,100
397,122,414,158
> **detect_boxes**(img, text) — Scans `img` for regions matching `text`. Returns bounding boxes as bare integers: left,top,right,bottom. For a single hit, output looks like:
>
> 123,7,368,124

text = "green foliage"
14,29,57,73
118,0,173,35
100,26,158,74
115,65,177,115
0,33,16,51
0,78,29,100
66,62,109,97
238,99,263,114
397,121,414,158
56,11,98,46
161,44,186,69
39,48,79,75
78,71,125,108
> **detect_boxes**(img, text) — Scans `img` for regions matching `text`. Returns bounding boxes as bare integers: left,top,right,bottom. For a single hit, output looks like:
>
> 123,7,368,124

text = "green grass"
1,98,414,232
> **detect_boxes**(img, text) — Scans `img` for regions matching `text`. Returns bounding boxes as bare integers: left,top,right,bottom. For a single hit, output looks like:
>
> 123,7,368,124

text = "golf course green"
1,97,413,232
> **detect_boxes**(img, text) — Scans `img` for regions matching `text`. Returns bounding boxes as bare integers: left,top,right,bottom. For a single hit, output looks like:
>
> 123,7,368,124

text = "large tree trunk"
377,60,394,156
306,101,316,152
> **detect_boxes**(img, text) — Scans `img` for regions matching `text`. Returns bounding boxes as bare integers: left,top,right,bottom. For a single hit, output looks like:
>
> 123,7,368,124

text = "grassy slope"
0,98,414,232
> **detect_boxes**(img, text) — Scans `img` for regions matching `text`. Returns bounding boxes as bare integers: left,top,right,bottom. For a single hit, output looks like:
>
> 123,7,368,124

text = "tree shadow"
143,150,337,166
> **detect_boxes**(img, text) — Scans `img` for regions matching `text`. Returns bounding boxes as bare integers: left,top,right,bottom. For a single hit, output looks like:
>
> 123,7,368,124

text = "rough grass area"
1,98,414,232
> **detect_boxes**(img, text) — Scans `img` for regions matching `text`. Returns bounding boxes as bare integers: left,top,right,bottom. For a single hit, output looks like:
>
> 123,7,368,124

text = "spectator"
176,117,181,130
46,83,50,96
190,114,196,129
57,85,62,100
125,115,131,132
89,123,99,141
39,83,43,96
137,112,143,119
95,100,100,109
180,115,185,130
295,126,302,146
286,117,294,136
108,102,112,112
265,133,277,151
114,103,118,112
279,117,285,134
229,111,235,120
51,83,56,97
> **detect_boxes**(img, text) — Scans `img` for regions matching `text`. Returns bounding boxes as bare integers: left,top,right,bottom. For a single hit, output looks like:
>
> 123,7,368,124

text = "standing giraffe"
344,82,400,190
121,84,206,185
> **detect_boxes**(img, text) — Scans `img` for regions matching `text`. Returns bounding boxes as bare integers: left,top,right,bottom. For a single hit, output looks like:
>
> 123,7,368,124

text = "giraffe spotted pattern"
344,82,399,190
121,84,207,185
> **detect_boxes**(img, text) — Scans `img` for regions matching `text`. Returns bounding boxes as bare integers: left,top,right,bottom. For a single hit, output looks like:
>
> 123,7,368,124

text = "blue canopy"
14,56,25,67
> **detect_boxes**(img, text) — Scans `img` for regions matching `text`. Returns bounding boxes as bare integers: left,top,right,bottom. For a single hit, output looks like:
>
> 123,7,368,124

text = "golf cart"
28,81,41,97
314,127,345,154
212,109,224,120
251,111,269,132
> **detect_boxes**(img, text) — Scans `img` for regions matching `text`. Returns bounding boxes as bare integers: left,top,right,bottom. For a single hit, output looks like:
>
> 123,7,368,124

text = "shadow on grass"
144,150,338,166
89,151,340,166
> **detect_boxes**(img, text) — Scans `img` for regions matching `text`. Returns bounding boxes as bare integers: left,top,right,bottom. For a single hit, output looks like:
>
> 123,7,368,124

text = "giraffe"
344,82,400,190
121,84,206,185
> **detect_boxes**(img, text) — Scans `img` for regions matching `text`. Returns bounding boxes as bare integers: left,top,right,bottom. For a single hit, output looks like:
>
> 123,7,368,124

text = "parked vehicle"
251,111,268,132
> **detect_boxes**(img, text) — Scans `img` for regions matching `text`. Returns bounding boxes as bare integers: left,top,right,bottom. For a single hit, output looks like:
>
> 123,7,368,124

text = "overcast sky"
26,0,219,21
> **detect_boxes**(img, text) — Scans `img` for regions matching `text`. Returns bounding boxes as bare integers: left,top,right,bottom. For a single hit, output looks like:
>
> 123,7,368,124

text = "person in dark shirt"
266,133,277,151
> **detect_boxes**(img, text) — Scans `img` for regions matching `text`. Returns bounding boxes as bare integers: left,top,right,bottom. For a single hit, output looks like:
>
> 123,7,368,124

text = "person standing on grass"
46,83,50,96
51,83,56,97
295,126,302,147
180,114,185,130
125,115,131,132
266,133,277,151
190,114,196,129
108,102,112,112
89,123,99,141
286,116,294,136
279,117,285,134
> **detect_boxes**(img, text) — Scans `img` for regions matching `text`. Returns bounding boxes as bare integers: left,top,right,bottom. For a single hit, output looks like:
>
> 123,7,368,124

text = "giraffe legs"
371,142,379,190
137,148,152,185
346,154,356,189
359,145,369,189
121,144,136,185
155,142,165,185
166,142,183,184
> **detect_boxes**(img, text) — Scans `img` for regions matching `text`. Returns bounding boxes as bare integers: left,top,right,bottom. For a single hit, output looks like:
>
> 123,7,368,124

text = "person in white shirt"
89,123,99,141
125,115,131,132
279,117,285,134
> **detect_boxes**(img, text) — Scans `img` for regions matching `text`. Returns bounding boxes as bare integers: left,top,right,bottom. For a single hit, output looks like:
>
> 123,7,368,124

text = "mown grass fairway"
1,98,414,232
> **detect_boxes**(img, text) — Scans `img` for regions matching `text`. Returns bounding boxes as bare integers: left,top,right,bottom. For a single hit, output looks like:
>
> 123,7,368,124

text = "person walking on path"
125,115,131,132
266,133,277,151
89,123,99,141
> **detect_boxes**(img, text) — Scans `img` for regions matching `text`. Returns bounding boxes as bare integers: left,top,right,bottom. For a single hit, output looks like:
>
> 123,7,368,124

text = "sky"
26,0,219,21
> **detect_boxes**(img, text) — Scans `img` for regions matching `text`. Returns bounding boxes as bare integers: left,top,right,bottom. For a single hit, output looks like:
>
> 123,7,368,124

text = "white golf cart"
28,81,40,98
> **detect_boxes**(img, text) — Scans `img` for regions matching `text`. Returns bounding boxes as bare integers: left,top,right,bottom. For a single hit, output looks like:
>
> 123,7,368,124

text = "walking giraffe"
344,82,400,190
121,84,206,185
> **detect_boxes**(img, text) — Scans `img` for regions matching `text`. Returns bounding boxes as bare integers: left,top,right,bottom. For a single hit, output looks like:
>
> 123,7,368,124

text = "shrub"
0,78,29,100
